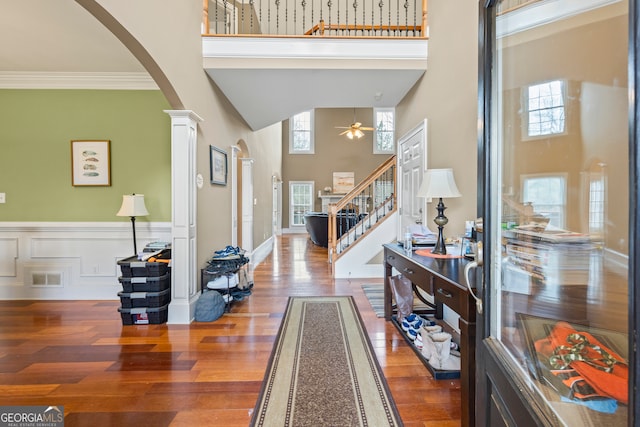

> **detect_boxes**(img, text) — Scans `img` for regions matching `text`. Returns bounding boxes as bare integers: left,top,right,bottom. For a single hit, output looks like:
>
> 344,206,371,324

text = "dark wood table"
383,243,476,427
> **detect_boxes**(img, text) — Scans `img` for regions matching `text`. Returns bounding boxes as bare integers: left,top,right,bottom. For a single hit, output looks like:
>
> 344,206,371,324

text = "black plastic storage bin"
118,288,171,308
118,304,169,325
119,273,171,293
118,249,171,277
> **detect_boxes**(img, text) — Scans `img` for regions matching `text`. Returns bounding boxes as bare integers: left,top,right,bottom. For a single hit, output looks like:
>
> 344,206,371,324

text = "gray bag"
194,290,225,322
390,274,414,321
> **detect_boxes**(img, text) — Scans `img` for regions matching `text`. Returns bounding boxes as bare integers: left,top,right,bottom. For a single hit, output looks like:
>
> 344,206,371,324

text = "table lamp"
416,169,461,255
117,194,149,256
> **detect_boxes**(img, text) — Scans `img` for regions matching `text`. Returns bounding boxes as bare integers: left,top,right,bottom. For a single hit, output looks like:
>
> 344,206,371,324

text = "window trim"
289,110,315,154
373,107,395,154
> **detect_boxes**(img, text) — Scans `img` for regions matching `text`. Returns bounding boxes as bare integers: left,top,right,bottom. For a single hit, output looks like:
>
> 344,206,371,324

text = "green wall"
0,89,171,222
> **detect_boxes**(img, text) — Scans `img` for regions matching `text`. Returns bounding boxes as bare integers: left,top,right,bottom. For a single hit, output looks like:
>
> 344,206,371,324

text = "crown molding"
0,71,158,90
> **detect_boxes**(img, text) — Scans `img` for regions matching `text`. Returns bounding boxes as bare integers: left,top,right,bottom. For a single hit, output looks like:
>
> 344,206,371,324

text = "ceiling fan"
336,109,375,139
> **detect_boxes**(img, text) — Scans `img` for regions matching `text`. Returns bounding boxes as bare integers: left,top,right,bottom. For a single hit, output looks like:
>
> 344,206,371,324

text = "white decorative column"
165,110,202,324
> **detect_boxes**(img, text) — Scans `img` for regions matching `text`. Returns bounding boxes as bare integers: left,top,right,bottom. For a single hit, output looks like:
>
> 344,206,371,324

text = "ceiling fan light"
355,129,364,138
346,131,354,139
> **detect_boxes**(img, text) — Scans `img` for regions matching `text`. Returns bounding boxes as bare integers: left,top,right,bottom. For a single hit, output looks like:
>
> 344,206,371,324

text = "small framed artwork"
333,172,355,194
71,140,111,186
210,145,228,185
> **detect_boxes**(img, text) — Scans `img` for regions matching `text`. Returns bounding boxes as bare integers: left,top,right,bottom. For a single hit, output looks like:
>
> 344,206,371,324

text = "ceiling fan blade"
360,127,375,131
338,130,350,135
335,126,350,129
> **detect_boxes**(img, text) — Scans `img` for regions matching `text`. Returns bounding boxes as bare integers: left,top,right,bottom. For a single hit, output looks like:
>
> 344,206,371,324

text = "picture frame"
332,171,355,194
210,145,227,185
71,140,111,186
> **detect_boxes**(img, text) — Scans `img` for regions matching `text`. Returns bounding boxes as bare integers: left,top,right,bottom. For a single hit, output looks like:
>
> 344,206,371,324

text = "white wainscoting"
0,222,171,300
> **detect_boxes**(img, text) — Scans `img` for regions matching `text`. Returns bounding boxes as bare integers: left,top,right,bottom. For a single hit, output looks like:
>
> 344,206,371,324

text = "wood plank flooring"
0,234,461,427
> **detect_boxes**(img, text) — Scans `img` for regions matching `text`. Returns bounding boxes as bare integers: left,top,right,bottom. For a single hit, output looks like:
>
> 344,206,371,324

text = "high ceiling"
0,1,145,73
0,1,427,130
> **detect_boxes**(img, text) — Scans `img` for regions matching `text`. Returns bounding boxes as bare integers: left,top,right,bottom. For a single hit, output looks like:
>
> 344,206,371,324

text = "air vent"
31,272,62,287
24,265,69,288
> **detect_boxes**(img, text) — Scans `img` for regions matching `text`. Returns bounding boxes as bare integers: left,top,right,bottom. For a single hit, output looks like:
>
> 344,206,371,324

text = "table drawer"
385,252,431,288
432,277,466,315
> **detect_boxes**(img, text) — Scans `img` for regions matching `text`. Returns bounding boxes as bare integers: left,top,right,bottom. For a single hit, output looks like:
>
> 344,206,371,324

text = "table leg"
459,317,476,427
384,261,393,320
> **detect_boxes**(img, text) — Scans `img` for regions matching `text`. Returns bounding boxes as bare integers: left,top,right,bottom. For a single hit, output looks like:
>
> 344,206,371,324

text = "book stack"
503,226,595,294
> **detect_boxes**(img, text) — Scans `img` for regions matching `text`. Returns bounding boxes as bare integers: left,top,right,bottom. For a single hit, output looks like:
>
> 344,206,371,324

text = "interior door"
477,1,634,426
397,119,427,239
241,158,254,253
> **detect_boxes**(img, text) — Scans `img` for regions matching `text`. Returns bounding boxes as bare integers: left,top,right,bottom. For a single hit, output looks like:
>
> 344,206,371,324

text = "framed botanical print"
71,140,111,186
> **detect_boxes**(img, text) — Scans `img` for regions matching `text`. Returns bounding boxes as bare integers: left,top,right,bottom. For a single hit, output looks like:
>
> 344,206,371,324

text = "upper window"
374,108,395,154
525,80,566,138
289,110,314,154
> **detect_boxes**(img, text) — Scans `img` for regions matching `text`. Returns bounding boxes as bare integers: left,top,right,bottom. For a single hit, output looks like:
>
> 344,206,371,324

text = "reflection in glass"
491,0,629,424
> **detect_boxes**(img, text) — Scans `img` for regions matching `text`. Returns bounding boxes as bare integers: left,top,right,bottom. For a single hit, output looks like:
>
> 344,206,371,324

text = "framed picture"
333,172,355,194
71,140,111,186
210,145,227,185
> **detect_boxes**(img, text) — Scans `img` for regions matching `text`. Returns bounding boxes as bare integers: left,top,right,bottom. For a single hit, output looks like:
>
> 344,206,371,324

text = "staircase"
327,155,398,277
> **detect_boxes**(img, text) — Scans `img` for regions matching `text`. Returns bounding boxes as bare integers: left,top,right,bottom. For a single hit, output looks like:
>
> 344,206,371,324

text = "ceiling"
1,1,427,130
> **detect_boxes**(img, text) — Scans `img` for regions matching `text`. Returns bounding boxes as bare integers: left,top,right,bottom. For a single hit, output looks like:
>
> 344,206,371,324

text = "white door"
230,147,240,247
272,176,282,235
241,158,254,253
397,119,427,240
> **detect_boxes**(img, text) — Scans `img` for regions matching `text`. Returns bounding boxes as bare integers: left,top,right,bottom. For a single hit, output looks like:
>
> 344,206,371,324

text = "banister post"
202,0,209,35
422,0,428,36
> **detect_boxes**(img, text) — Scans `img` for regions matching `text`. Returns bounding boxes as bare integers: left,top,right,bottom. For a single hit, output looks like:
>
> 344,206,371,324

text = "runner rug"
250,296,403,427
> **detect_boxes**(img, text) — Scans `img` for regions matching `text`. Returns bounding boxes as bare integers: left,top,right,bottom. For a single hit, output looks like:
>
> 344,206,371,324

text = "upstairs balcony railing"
202,0,427,37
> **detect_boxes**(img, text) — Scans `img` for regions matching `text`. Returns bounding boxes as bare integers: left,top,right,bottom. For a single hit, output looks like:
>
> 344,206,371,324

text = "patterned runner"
250,296,403,427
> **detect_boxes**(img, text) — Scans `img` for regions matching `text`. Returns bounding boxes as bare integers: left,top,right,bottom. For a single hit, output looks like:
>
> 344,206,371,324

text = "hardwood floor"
0,234,461,427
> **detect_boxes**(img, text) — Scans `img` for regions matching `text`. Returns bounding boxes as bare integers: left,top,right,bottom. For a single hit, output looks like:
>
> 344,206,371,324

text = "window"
588,173,605,235
521,174,567,228
289,181,314,227
525,80,566,137
289,110,314,154
374,108,395,154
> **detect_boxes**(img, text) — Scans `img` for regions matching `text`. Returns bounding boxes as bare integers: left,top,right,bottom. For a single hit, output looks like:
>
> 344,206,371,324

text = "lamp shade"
116,194,149,217
417,168,461,199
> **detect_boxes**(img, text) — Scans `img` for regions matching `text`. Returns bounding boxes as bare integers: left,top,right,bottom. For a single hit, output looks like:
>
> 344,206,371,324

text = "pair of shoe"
212,245,245,260
401,313,429,342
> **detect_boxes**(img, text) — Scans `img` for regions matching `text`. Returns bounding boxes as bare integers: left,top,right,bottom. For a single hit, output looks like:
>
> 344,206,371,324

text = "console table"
383,243,476,427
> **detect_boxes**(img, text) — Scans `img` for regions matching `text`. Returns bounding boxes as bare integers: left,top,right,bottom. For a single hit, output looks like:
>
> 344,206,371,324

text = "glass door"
477,0,636,425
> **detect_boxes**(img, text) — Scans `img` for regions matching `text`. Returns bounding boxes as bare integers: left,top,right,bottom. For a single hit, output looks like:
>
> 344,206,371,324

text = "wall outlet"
0,193,5,204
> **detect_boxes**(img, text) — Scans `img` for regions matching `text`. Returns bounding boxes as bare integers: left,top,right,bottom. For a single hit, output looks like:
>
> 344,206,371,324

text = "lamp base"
431,227,447,255
431,198,448,255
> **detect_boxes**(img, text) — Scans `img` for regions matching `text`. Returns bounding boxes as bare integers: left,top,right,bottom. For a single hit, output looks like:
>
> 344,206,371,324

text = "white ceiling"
1,1,427,130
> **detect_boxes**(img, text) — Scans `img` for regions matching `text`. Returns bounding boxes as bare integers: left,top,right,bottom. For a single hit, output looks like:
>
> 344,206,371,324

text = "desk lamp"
417,169,461,255
117,194,149,256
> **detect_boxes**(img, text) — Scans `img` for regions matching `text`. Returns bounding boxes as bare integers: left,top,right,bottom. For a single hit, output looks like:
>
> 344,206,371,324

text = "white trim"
0,71,158,90
496,0,623,38
203,37,428,62
251,235,274,267
0,221,171,300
